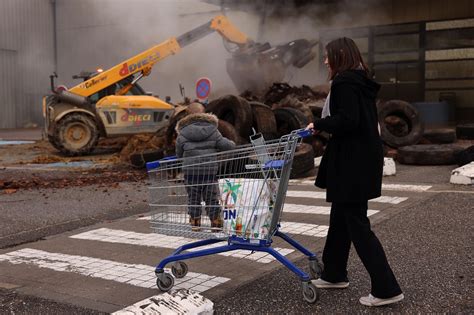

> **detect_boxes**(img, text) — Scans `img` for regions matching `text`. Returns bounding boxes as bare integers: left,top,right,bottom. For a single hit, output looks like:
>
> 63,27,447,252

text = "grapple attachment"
227,39,318,93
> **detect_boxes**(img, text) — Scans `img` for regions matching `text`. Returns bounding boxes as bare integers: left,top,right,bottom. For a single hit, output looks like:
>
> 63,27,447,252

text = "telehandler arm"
68,15,254,98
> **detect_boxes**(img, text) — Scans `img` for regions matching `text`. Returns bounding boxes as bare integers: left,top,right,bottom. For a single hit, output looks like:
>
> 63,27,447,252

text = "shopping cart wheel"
156,272,174,292
171,261,188,279
309,259,323,279
302,282,320,304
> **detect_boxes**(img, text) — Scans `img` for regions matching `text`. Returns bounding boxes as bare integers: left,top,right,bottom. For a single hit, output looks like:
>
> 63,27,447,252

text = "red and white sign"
195,77,212,100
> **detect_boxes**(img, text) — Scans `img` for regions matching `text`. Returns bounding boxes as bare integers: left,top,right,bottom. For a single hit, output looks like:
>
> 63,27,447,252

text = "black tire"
206,95,253,139
273,107,309,138
165,107,188,147
456,123,474,140
218,119,246,145
307,101,324,121
290,143,314,178
302,283,320,304
156,273,174,292
378,100,424,148
53,113,99,156
398,144,464,165
250,101,278,140
47,134,63,151
129,149,164,169
422,128,457,144
454,145,474,166
309,258,323,279
171,261,188,279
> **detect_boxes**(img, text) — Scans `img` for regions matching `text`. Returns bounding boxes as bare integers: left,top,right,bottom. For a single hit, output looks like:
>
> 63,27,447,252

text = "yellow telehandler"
44,15,317,156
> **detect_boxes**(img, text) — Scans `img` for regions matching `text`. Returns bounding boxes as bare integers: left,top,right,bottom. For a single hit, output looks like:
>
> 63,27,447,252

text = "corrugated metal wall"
0,49,18,128
0,0,55,128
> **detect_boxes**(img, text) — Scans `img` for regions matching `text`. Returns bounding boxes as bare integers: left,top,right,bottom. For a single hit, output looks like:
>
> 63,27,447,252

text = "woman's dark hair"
325,37,369,80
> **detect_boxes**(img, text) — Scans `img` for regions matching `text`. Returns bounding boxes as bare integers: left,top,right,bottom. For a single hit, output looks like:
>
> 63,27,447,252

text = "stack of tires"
378,100,473,166
205,94,315,178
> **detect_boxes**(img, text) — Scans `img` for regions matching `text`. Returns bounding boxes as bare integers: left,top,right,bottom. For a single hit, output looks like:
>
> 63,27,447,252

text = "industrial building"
1,0,473,128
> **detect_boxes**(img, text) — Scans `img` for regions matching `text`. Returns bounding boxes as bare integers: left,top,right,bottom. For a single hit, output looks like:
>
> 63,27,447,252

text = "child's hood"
176,112,219,141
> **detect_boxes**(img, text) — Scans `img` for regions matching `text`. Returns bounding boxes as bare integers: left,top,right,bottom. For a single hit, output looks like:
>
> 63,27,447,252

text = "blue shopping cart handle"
297,129,313,138
146,155,177,171
264,160,285,170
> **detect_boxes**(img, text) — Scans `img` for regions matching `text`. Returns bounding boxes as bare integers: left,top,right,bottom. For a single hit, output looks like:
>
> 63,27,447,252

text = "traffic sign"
195,77,211,100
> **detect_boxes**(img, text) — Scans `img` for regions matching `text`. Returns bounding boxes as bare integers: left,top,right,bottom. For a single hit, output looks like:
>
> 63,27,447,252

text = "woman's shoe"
311,278,349,289
359,293,404,307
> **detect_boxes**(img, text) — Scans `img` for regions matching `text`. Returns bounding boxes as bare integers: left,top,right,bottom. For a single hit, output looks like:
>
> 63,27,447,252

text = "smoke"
56,0,390,101
56,0,261,101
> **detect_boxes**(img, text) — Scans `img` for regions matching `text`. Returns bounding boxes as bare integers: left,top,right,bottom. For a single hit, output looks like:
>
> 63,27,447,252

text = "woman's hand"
305,123,319,135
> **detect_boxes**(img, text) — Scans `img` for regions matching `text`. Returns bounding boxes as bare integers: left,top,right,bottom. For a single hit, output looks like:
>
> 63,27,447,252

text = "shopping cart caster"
302,282,320,303
171,261,188,279
156,272,174,292
309,258,323,279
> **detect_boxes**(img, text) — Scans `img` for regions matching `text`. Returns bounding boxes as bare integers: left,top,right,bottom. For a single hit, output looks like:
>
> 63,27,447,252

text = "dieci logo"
121,112,151,123
119,51,161,76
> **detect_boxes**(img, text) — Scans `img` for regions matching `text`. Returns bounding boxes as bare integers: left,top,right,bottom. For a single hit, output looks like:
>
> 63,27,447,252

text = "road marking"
286,190,408,204
289,180,432,192
279,222,328,237
137,216,329,238
0,248,229,293
70,228,294,264
0,140,35,145
113,289,213,314
283,204,379,216
381,184,432,192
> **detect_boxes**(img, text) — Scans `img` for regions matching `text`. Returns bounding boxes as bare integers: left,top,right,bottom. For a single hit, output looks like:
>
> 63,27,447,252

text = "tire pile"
125,86,474,171
378,100,474,166
130,83,329,177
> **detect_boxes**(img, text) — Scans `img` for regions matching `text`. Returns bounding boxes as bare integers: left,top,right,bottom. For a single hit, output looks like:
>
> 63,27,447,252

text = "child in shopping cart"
175,112,235,230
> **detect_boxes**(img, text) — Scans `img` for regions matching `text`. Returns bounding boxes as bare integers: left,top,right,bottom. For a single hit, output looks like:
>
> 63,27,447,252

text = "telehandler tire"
54,113,99,156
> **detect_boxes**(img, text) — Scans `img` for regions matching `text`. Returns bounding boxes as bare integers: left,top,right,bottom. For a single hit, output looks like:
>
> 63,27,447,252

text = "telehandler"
44,15,317,156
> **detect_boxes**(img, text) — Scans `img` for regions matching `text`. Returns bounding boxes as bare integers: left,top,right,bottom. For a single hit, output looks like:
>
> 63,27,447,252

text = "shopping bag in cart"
219,178,277,239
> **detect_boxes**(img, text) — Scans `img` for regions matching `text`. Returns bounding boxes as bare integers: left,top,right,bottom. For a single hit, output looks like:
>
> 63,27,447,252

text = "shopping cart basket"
146,129,323,303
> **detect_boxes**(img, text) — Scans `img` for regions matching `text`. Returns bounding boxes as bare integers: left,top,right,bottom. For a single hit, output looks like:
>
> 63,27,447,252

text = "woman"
307,37,403,307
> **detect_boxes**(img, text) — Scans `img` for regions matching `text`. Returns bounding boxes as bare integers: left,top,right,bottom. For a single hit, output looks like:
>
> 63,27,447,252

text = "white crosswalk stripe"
290,180,432,192
70,228,294,264
283,204,379,216
286,190,408,204
279,222,328,237
137,216,329,238
0,248,229,293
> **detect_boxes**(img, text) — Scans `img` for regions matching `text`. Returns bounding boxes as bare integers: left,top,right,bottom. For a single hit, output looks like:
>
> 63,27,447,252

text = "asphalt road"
0,162,472,313
214,191,473,314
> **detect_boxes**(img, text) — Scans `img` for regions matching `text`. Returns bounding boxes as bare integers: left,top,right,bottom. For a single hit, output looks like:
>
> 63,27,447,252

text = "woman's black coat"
314,70,383,203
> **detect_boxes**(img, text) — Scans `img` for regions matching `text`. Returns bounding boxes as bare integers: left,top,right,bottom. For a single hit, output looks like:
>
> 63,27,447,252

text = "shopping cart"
146,129,323,303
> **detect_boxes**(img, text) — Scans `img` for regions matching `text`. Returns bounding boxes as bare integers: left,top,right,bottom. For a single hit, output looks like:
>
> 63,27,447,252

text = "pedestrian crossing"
0,183,426,313
0,248,229,293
